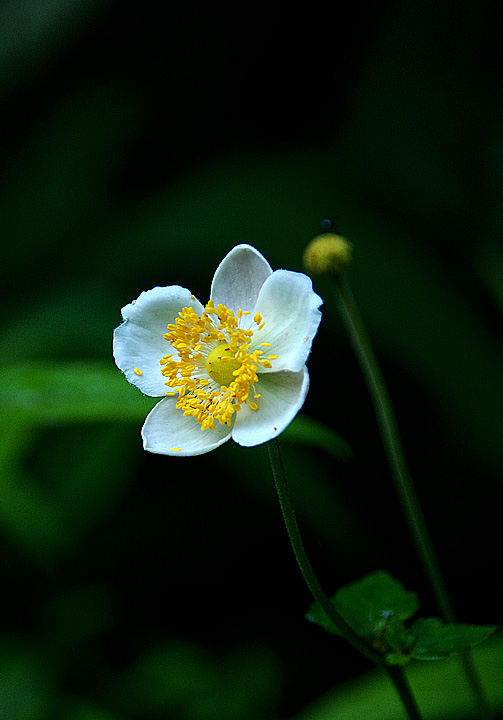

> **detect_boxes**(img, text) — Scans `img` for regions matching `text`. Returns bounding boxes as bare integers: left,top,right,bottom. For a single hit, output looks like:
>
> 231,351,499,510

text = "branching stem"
268,437,424,720
333,271,491,719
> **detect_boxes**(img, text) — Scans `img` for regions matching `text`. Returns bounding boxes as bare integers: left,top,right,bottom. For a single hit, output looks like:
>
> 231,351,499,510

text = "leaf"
306,573,497,666
410,617,497,660
306,571,419,639
333,571,419,637
0,363,348,467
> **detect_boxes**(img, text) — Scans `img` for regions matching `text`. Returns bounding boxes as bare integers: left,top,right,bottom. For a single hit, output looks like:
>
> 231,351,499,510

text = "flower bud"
303,233,353,276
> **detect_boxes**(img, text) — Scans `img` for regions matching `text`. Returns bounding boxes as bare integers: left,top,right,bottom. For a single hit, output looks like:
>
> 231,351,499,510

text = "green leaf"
410,618,497,660
306,574,497,666
333,571,419,637
306,571,419,639
0,363,348,468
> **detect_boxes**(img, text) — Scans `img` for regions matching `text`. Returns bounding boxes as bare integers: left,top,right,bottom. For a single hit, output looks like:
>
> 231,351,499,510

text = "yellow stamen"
159,300,279,431
134,367,143,376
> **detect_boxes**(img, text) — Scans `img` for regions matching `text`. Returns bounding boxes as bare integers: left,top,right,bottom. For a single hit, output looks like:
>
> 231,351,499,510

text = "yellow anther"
134,367,143,375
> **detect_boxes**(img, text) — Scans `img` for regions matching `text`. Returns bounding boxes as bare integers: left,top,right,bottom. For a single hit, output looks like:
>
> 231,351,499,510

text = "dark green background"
1,1,502,718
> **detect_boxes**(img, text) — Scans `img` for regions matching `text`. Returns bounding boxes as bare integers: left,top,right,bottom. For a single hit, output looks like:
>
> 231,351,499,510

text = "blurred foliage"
1,0,502,719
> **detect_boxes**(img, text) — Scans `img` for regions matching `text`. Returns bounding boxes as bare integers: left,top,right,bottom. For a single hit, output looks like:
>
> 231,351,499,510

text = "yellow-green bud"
303,233,353,276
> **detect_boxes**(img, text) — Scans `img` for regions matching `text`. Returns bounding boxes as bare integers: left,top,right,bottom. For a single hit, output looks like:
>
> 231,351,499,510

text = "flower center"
159,300,275,431
206,343,242,386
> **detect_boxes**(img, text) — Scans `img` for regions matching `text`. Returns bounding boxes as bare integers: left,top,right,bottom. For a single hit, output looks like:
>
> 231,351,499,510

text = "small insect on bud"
303,233,353,277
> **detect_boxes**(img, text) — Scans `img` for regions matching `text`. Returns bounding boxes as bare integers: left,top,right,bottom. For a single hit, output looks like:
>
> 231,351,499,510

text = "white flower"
113,244,322,456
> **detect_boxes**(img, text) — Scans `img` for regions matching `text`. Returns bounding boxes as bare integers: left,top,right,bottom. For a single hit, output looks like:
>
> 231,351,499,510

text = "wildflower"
113,244,322,456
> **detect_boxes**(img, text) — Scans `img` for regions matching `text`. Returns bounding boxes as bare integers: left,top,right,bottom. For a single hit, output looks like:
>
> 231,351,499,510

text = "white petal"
252,270,322,372
113,286,204,397
231,368,309,447
210,244,272,315
142,397,232,456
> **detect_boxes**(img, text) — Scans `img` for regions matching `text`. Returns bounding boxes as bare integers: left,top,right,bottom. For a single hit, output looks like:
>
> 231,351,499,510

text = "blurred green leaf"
108,641,278,720
0,359,349,567
0,366,142,564
281,414,352,461
410,618,497,661
41,585,116,660
0,362,155,424
0,362,348,459
0,421,140,566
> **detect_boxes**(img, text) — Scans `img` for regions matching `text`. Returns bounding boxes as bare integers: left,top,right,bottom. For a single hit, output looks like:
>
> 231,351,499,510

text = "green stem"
267,437,424,720
333,272,492,719
387,666,424,720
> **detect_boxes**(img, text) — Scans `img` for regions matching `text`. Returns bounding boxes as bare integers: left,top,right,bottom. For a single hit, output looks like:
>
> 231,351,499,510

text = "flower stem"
386,666,424,720
333,272,492,719
267,437,424,720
